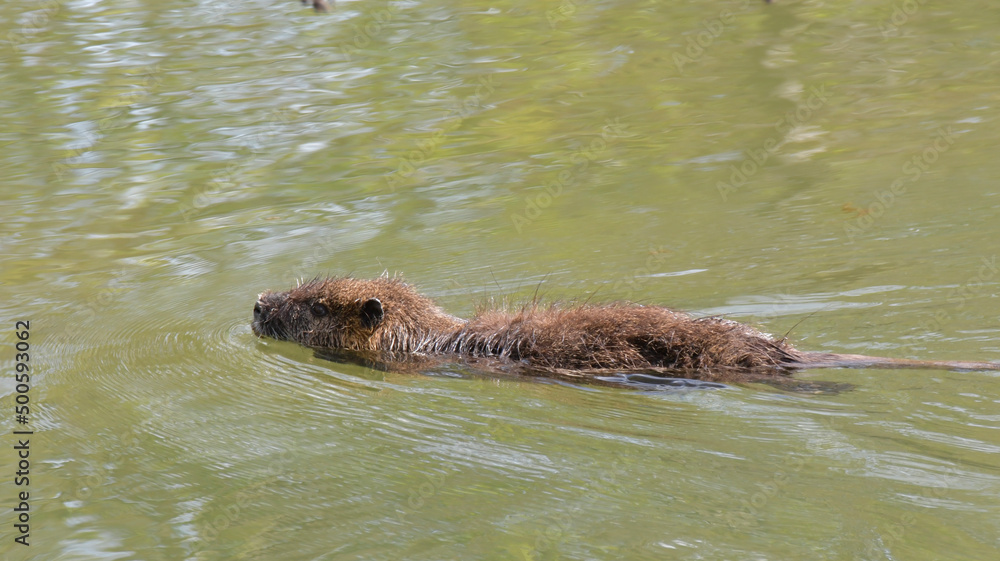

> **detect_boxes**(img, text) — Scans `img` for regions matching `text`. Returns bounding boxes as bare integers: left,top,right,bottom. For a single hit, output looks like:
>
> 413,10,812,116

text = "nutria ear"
360,298,384,329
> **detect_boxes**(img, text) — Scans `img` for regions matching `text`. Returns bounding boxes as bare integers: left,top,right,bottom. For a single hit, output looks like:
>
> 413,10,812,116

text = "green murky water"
2,0,1000,559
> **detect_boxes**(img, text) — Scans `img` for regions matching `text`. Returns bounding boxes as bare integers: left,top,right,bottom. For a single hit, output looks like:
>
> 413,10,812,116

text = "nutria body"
251,276,1000,382
302,0,330,13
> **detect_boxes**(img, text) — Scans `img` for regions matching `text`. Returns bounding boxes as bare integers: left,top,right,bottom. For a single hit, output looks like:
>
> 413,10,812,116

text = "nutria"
251,276,1000,384
302,0,330,13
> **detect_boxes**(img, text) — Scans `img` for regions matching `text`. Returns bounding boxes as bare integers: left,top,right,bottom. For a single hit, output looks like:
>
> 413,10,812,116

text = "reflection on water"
2,0,1000,559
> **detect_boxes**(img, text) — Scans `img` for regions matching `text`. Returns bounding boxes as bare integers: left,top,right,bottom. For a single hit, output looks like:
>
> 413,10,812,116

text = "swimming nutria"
302,0,330,13
251,276,1000,383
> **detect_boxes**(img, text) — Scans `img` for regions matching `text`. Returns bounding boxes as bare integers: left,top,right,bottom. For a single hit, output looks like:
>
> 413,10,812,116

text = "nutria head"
252,277,464,352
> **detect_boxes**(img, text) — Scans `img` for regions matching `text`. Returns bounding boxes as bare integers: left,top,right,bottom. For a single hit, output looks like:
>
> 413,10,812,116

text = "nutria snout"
251,276,1000,379
252,291,297,341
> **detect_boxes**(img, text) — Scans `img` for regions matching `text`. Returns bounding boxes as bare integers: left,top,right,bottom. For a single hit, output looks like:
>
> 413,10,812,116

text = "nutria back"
252,276,1000,386
253,276,804,373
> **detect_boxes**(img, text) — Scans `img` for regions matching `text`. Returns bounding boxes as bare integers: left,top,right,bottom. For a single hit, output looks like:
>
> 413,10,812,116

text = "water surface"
2,0,1000,559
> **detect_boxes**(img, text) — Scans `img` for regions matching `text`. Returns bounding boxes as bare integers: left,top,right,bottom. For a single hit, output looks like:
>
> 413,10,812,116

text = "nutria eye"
310,302,328,317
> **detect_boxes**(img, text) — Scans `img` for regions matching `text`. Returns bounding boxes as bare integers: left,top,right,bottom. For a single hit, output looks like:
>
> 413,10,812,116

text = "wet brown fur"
302,0,331,13
252,276,1000,381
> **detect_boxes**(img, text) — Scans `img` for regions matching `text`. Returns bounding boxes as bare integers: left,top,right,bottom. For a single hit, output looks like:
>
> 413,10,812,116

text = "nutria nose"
254,300,269,322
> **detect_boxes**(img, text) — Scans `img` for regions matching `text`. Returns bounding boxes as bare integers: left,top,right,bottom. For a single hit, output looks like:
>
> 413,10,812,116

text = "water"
2,0,1000,559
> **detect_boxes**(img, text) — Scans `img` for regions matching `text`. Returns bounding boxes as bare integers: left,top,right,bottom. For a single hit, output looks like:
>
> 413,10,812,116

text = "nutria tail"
792,352,1000,372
